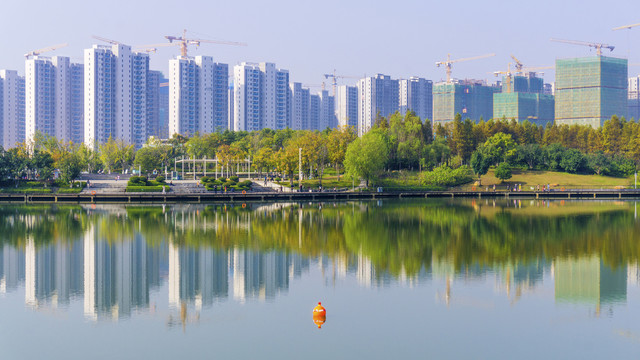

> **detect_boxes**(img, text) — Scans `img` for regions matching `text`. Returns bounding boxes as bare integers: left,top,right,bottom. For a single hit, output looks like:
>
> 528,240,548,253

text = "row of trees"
3,111,638,187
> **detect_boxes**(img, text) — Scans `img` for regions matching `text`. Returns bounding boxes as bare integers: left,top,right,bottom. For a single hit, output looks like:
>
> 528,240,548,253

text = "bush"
419,165,473,187
155,175,165,183
128,176,148,186
125,185,169,193
26,181,44,188
241,180,252,187
230,176,239,183
275,177,281,182
57,188,82,194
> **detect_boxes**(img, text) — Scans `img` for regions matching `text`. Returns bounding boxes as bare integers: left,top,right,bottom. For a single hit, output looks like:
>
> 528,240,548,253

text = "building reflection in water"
0,201,636,322
0,243,25,294
554,256,627,313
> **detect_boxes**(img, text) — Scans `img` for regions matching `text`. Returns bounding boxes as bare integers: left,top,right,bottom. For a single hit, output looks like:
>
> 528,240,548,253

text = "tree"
253,147,275,175
517,144,543,170
344,130,389,187
99,136,119,174
559,148,585,174
587,151,610,176
134,146,163,174
481,133,517,165
58,152,83,184
31,149,54,180
495,162,512,183
327,126,357,179
470,151,490,183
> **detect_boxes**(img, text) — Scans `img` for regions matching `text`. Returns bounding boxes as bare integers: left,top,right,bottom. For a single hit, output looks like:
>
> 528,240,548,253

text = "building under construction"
555,56,627,127
493,74,554,127
432,79,499,125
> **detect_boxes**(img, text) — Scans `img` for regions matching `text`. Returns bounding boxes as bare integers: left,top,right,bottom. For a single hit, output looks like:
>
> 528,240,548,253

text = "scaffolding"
433,79,499,125
555,56,628,127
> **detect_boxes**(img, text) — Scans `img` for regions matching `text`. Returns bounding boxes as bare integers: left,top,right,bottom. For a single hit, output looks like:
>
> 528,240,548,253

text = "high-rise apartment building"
0,70,25,149
290,82,310,130
555,56,627,127
169,56,228,137
158,77,169,139
335,85,358,129
357,74,399,136
628,76,640,121
146,70,161,139
399,77,433,122
85,44,151,149
25,56,84,144
432,79,499,126
319,90,336,130
233,62,290,131
309,93,320,131
493,74,554,127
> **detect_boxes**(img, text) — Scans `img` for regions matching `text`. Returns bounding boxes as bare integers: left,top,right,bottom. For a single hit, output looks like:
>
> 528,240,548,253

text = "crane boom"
164,29,247,57
24,43,68,59
612,22,640,31
510,54,524,73
92,35,122,45
323,70,360,95
550,38,614,56
435,53,495,83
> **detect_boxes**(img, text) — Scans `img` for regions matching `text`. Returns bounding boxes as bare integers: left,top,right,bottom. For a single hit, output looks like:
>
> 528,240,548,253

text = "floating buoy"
312,302,326,328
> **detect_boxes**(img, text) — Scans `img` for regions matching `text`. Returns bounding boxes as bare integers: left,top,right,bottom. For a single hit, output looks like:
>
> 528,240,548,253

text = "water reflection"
0,200,638,322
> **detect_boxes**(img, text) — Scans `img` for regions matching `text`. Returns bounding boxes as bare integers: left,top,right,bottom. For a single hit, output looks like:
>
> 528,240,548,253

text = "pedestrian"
493,184,496,192
162,186,166,194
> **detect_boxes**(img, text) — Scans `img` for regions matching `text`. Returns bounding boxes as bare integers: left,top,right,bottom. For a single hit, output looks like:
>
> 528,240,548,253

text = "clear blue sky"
3,0,640,85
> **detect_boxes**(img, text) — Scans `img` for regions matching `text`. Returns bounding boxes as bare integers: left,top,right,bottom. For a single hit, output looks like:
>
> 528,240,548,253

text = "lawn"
459,169,633,190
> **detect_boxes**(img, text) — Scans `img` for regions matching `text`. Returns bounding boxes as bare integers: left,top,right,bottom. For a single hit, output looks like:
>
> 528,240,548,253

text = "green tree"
58,152,83,184
133,146,163,174
481,132,517,165
327,126,357,179
495,162,512,183
470,151,490,183
344,130,389,187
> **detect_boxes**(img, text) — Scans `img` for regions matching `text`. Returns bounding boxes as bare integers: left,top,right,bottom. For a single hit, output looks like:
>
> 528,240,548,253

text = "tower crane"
436,53,495,83
510,54,525,75
160,29,247,57
613,22,640,31
24,43,68,59
493,63,514,93
92,35,122,45
323,70,360,96
550,38,614,56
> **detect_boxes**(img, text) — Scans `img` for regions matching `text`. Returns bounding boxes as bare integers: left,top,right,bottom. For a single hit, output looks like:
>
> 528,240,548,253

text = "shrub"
275,177,281,182
125,185,168,193
419,165,473,187
230,176,239,183
241,180,252,187
495,162,512,182
128,176,148,186
155,175,165,183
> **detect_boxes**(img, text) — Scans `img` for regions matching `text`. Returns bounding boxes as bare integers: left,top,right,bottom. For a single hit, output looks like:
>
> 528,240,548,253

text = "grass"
457,169,633,190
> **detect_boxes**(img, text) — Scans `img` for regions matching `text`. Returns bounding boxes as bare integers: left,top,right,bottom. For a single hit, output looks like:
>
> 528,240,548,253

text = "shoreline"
3,189,640,204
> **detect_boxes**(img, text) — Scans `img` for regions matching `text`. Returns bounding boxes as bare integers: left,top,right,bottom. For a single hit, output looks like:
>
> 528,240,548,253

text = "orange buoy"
312,302,326,328
313,302,326,317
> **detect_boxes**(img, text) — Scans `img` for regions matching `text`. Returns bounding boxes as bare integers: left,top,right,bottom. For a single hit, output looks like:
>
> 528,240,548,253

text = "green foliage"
495,162,512,182
470,151,491,179
128,176,149,186
230,176,239,183
155,175,165,183
344,130,389,186
125,185,169,192
419,165,472,187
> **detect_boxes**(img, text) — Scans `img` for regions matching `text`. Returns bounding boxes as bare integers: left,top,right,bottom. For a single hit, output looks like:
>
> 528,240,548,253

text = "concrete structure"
335,85,358,129
233,62,290,131
493,74,554,127
146,70,161,139
290,82,310,130
85,44,151,149
357,74,399,136
0,70,25,149
432,79,499,126
26,56,84,145
628,76,640,121
399,77,433,122
319,89,336,130
169,56,228,137
158,76,169,139
309,93,320,130
555,56,627,127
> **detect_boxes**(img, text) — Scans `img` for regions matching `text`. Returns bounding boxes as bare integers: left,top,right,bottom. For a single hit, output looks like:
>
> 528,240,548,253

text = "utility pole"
299,148,302,191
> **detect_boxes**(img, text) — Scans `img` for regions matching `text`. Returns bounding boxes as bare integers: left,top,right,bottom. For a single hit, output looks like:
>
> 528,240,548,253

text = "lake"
0,199,639,359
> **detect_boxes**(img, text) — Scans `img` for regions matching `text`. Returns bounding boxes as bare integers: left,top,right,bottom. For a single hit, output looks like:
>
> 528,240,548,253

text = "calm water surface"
1,199,640,359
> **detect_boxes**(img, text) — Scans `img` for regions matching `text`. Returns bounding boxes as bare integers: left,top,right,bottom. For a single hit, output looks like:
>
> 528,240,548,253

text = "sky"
2,0,640,86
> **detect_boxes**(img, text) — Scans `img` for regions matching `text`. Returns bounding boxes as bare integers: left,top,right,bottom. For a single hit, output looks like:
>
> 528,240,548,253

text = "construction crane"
162,29,247,57
436,53,495,83
303,83,326,91
24,43,68,59
550,38,614,56
323,70,360,96
510,54,525,74
613,22,640,31
92,35,122,45
493,63,514,93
